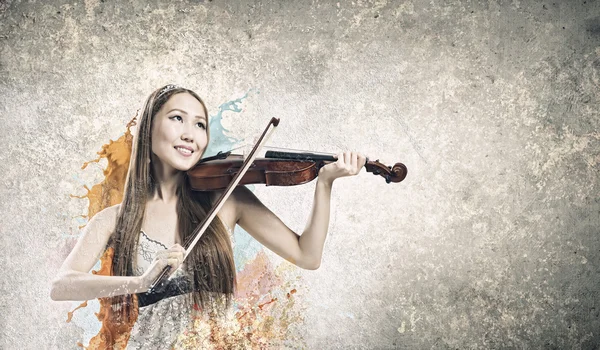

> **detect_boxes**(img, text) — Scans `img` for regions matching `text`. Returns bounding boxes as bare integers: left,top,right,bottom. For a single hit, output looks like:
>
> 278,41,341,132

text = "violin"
148,118,407,290
186,149,407,191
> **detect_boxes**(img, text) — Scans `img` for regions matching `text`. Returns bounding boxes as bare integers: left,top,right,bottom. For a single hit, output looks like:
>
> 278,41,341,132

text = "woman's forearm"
51,270,146,301
298,177,334,269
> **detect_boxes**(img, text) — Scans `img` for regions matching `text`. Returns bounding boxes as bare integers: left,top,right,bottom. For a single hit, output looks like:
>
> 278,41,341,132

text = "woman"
51,84,366,347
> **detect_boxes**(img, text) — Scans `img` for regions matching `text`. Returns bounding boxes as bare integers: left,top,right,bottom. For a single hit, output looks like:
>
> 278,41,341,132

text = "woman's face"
150,92,208,172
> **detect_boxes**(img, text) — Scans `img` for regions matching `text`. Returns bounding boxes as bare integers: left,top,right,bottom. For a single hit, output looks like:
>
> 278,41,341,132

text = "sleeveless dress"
126,224,235,350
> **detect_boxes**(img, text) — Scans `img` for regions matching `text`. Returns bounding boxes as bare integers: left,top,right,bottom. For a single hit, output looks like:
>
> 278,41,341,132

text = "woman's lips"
174,146,193,157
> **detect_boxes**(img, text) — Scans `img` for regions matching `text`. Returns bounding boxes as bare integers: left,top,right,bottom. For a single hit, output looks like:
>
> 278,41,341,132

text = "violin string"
266,146,336,156
232,144,336,157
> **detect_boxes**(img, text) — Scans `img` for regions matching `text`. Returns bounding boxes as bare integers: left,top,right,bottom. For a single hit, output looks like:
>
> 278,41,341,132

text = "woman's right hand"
140,243,186,291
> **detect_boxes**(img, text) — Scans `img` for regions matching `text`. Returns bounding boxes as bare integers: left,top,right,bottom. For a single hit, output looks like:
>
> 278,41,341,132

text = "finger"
351,152,358,172
174,252,184,266
345,151,353,172
157,258,179,278
167,257,180,268
358,153,367,168
161,251,184,263
163,245,183,254
343,151,351,167
170,243,185,252
156,250,178,260
168,247,185,255
154,258,169,271
160,260,177,278
336,152,345,166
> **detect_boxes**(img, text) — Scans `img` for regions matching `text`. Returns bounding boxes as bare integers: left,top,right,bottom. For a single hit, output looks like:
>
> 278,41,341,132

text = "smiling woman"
50,84,366,349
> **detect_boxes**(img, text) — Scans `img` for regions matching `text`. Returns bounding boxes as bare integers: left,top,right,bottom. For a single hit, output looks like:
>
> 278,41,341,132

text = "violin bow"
149,117,280,291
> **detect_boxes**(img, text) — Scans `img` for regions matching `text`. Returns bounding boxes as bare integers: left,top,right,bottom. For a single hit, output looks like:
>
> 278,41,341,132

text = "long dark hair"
109,85,236,315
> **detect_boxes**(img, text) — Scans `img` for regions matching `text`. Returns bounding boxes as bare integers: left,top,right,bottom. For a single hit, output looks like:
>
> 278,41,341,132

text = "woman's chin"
174,160,199,172
158,156,201,173
174,164,193,172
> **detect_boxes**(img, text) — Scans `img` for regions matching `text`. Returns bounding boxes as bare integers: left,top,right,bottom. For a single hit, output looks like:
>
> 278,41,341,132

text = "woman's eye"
169,115,183,122
196,122,206,129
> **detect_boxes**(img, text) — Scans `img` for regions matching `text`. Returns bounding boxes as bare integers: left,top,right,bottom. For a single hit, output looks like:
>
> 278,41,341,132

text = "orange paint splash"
68,115,139,349
258,297,278,310
67,301,88,323
73,116,137,219
69,114,305,348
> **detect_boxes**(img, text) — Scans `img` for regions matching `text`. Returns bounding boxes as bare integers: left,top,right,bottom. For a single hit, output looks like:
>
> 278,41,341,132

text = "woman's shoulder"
88,204,121,234
72,204,121,252
209,186,253,201
209,187,257,208
208,188,250,228
94,204,121,220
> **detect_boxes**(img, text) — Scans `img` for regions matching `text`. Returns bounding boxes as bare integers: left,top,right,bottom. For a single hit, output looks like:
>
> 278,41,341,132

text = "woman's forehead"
160,93,206,117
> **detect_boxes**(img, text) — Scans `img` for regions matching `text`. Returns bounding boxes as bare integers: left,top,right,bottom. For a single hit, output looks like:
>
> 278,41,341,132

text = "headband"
157,84,181,98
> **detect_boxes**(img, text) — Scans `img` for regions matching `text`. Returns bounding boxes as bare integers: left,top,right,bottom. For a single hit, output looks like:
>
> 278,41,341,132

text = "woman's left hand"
318,151,367,185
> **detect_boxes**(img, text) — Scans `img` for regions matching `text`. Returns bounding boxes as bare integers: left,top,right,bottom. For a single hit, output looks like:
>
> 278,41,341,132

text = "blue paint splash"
204,91,250,157
203,90,266,271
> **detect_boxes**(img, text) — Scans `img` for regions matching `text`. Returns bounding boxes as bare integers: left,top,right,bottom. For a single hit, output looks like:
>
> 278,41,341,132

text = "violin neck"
265,150,336,162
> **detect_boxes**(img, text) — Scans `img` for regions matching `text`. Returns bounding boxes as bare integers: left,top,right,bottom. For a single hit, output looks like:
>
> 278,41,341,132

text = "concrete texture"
1,0,599,348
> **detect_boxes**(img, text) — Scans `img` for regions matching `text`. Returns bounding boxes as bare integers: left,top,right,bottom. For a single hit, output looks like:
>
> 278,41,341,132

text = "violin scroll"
364,159,407,183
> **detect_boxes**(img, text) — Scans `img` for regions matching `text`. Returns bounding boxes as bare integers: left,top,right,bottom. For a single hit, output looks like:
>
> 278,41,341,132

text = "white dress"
126,224,235,350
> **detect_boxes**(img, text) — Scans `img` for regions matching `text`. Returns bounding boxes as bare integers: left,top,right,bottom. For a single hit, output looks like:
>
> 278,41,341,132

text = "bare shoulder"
208,187,250,205
58,204,121,274
231,185,260,205
208,190,222,205
230,186,267,222
93,204,120,223
209,187,255,226
87,204,120,237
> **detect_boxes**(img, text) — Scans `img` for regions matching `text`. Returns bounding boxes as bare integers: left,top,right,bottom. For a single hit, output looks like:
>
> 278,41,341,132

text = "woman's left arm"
233,151,366,270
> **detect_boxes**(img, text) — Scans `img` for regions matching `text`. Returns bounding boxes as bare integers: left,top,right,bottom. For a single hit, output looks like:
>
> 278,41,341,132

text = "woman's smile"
174,145,194,157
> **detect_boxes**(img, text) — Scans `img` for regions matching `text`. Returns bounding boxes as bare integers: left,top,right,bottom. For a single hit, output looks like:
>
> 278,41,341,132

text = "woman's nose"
180,122,195,142
181,132,193,142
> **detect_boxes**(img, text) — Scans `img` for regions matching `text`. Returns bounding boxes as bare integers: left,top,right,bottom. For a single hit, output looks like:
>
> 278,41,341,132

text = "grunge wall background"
1,0,599,348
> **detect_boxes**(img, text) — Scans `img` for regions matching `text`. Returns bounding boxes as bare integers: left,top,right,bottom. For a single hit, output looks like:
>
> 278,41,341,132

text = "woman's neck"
150,158,184,203
151,180,180,203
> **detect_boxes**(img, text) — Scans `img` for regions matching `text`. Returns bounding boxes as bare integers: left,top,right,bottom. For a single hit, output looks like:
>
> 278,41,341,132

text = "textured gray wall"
1,0,599,349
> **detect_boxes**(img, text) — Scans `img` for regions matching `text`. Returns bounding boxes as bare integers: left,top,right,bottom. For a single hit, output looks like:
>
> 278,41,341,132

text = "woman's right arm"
50,205,147,301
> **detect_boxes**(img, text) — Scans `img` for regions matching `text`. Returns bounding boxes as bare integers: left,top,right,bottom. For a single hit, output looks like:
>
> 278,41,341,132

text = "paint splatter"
172,251,303,349
70,117,137,220
67,93,306,348
66,300,88,323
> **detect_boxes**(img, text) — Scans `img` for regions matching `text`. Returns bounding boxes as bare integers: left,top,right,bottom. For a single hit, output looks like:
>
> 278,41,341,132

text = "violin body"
187,154,320,191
